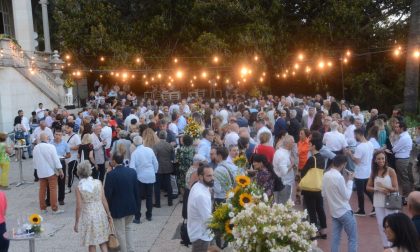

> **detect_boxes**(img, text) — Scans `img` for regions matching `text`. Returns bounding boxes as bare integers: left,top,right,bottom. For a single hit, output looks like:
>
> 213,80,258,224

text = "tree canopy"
51,0,412,112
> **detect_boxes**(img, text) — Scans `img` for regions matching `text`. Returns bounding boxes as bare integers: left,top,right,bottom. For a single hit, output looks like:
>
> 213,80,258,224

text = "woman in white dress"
74,161,111,252
367,150,399,249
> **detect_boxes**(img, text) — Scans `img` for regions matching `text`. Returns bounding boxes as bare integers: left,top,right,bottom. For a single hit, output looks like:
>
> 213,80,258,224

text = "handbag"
180,219,191,247
385,192,402,210
299,157,324,192
107,220,120,250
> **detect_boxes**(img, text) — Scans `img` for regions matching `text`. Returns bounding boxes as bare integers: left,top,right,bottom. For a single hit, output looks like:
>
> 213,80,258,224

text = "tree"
404,0,420,114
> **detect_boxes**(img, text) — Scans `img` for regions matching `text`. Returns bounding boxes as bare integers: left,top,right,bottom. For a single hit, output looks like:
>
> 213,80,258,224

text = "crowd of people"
0,83,419,251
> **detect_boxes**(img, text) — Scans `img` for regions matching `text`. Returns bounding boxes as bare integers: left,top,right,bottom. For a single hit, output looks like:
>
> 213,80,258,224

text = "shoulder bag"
385,192,402,210
107,220,120,249
298,157,324,192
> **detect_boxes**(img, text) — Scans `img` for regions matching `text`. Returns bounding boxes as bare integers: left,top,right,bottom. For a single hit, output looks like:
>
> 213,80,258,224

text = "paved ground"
3,157,404,252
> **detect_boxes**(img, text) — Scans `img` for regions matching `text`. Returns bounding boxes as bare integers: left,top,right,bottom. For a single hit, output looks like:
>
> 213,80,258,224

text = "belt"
395,157,409,160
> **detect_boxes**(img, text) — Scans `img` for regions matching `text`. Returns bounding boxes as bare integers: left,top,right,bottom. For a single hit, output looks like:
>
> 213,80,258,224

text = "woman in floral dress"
176,135,195,192
74,161,111,252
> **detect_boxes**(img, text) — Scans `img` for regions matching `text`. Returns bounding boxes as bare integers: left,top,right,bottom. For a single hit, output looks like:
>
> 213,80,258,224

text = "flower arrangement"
208,175,264,242
64,76,76,88
233,155,247,169
28,214,43,234
230,201,317,252
184,117,202,139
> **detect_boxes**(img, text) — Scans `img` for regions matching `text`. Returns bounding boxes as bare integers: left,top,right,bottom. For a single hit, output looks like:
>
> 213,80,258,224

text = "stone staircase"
0,38,65,106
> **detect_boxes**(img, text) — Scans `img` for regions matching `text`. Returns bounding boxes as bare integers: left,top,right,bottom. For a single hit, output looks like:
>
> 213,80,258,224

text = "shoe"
369,208,376,216
146,217,152,221
168,202,173,206
52,209,64,215
133,218,141,224
21,156,26,160
34,178,39,182
59,201,65,206
354,210,366,216
65,188,71,194
170,194,178,199
29,155,33,159
41,209,48,215
153,204,161,208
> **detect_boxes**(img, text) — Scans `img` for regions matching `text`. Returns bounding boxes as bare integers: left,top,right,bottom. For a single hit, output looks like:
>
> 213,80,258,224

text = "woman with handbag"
300,133,327,239
74,161,111,252
366,150,399,249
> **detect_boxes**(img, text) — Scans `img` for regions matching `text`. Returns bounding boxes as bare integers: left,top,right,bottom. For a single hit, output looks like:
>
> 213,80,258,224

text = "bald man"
33,133,64,214
408,191,420,236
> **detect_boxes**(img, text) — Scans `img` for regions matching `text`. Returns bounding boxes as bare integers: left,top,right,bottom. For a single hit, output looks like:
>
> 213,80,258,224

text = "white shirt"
224,132,239,148
21,116,30,134
187,182,213,242
169,104,180,115
36,108,45,120
32,127,53,144
100,126,112,149
322,169,353,218
344,124,357,147
369,138,381,150
341,110,352,119
45,116,54,128
323,130,348,151
64,133,81,162
168,122,179,137
33,142,62,178
392,131,412,159
256,126,273,146
352,113,364,124
124,114,139,129
353,141,374,179
182,104,191,114
273,148,294,186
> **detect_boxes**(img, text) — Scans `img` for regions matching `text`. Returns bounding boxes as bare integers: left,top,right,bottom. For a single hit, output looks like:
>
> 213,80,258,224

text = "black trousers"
355,178,373,212
154,173,172,206
47,159,66,203
67,160,78,188
97,163,106,182
302,191,327,229
0,222,9,252
135,181,153,220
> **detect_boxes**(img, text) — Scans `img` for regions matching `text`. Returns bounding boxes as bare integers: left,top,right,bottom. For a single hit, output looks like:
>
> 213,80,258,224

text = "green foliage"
51,0,412,110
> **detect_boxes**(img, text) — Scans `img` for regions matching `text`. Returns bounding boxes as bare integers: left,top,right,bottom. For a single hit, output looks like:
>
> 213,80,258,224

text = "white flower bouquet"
230,201,317,252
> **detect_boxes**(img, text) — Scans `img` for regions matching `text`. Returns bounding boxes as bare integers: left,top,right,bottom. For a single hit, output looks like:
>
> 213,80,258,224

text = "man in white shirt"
391,121,414,200
255,120,273,146
168,113,179,142
273,135,295,204
64,122,81,193
35,103,46,121
341,103,352,119
322,155,357,252
219,106,229,125
124,109,139,131
345,128,374,216
323,121,348,154
169,101,180,116
187,164,214,251
101,119,113,159
352,105,364,124
33,133,64,214
343,116,357,147
32,120,54,145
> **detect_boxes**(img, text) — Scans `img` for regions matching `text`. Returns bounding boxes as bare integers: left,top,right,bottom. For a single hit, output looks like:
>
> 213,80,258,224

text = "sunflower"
225,220,234,234
239,193,253,207
232,186,241,194
236,175,251,188
29,214,42,225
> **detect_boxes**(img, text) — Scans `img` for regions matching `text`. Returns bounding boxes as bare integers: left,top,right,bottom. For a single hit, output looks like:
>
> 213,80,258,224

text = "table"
3,231,36,252
10,145,34,187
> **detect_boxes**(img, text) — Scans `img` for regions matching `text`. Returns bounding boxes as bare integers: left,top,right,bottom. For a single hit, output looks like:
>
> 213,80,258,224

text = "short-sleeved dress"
78,177,109,246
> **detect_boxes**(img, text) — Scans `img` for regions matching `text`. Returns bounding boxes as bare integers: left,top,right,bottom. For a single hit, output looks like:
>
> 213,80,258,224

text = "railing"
0,38,64,104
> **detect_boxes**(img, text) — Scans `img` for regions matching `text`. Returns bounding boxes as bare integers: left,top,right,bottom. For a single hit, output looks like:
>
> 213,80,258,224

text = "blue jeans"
331,210,358,252
24,134,32,157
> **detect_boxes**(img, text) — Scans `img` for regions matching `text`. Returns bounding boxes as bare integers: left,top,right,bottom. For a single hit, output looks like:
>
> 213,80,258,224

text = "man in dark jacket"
153,130,175,207
104,153,139,252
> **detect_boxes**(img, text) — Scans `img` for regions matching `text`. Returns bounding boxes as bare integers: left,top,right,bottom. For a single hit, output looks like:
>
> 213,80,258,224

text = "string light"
346,50,351,57
413,50,420,59
157,73,162,79
65,55,71,60
282,73,287,78
343,58,348,63
111,72,114,76
176,70,183,79
201,71,208,79
254,55,259,61
193,75,197,80
136,57,141,63
116,73,120,77
132,74,135,79
298,53,304,61
100,56,105,62
145,81,149,85
259,77,264,82
213,56,219,63
294,63,299,70
173,58,178,63
216,75,220,80
99,74,103,78
327,61,333,67
225,79,230,83
305,66,311,73
318,61,325,69
142,74,146,79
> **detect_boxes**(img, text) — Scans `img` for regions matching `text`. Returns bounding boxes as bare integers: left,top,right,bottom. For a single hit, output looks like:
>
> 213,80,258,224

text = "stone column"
39,0,51,53
50,50,66,105
12,0,35,53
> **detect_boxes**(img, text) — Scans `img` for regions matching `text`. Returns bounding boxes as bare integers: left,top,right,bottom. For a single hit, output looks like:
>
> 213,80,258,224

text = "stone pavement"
3,157,398,252
5,158,190,252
